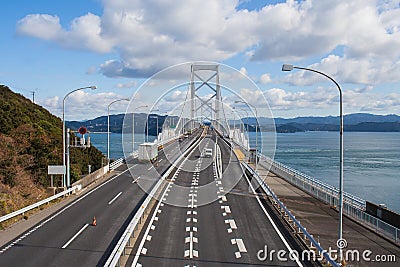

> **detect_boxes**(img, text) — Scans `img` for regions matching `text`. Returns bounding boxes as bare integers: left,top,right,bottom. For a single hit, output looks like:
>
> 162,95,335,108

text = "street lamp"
235,100,259,172
132,105,148,153
108,98,129,166
62,86,97,189
282,63,344,263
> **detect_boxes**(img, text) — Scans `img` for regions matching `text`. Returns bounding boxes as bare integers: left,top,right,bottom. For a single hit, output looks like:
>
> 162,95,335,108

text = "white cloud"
262,86,400,113
116,80,138,88
38,92,130,120
16,0,400,84
259,73,272,84
283,54,400,85
17,13,113,53
17,14,62,40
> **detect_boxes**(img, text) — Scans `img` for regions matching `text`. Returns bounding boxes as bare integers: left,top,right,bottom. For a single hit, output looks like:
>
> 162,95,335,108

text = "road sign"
48,165,66,175
78,126,87,135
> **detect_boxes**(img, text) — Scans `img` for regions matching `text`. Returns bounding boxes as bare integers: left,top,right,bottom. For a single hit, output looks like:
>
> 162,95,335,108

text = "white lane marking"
158,159,163,163
224,219,237,229
131,140,200,265
132,176,141,183
62,224,89,249
231,238,247,252
221,205,231,214
0,163,137,254
147,166,152,171
108,192,122,205
245,170,303,267
184,231,199,258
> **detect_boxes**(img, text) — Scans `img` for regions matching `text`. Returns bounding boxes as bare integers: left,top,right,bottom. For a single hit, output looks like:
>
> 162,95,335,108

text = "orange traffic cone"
92,217,97,226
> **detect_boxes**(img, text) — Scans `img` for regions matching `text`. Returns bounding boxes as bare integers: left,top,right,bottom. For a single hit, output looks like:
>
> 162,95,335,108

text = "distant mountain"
241,113,400,132
67,113,178,135
273,113,400,125
70,113,400,134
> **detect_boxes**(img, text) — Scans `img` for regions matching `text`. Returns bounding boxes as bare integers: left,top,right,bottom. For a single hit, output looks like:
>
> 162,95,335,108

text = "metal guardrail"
242,162,340,267
105,132,204,266
258,155,400,245
109,158,124,170
0,185,79,224
260,155,366,210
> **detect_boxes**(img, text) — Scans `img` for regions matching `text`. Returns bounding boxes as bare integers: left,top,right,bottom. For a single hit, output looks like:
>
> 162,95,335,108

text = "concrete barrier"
72,165,109,189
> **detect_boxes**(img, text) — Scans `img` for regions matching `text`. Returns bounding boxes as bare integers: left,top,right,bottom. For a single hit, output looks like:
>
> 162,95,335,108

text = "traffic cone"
92,217,97,226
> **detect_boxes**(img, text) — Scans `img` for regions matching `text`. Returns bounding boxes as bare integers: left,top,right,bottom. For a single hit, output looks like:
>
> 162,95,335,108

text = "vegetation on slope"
0,85,104,217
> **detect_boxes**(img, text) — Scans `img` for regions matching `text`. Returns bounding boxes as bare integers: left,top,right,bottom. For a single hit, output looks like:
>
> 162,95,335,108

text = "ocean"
90,131,400,213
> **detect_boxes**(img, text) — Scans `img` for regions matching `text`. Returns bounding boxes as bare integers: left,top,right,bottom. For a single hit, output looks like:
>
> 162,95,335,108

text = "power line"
7,84,37,103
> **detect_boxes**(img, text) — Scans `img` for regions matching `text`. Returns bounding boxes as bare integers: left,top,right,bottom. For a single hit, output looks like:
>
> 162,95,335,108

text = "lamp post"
108,98,129,166
282,63,344,263
235,100,258,172
62,86,97,189
132,105,148,153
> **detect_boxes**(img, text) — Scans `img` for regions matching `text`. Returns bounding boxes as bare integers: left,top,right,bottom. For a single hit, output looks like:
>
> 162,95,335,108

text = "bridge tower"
190,64,221,131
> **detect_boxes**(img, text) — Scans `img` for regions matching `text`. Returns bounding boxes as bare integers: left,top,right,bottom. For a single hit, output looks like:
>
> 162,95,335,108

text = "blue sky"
1,0,400,120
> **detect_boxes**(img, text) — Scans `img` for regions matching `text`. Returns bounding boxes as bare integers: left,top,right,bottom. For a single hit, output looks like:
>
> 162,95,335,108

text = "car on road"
204,148,213,158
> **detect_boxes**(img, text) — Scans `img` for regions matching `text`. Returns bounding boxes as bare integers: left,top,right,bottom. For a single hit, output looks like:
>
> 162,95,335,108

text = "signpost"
48,165,66,187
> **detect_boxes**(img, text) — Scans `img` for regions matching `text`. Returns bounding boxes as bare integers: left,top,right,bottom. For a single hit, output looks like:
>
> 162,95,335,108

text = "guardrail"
105,131,204,266
0,185,79,224
258,155,400,245
242,162,340,267
259,155,365,210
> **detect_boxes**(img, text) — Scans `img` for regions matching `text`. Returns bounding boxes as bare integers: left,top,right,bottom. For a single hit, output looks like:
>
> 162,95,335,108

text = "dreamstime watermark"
256,239,396,264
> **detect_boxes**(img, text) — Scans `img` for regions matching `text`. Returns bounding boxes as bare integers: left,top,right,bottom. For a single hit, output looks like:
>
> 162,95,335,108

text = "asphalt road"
0,131,200,267
128,129,311,267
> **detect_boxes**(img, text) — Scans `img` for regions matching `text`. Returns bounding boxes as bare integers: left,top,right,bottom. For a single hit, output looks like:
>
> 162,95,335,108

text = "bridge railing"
258,154,400,245
242,162,340,267
260,155,365,209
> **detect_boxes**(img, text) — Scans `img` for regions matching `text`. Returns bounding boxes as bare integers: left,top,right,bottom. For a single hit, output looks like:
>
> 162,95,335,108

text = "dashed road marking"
62,224,89,249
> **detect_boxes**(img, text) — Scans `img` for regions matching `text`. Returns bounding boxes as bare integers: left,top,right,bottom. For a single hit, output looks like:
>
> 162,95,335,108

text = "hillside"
0,85,104,218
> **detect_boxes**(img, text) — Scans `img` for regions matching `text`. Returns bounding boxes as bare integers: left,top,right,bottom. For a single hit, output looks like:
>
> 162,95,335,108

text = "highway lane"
0,132,200,266
129,129,312,266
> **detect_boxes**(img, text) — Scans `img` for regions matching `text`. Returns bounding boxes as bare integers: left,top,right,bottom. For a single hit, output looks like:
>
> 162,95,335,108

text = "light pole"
108,98,129,166
62,86,97,189
235,100,258,172
282,63,344,263
132,105,148,153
